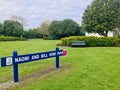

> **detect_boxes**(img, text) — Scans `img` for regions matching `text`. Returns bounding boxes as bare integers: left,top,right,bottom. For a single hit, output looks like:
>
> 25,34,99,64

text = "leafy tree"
114,28,120,36
62,19,80,36
3,20,24,37
82,0,120,37
48,21,62,39
0,23,3,35
48,19,81,39
24,28,38,39
80,26,85,36
37,20,51,38
11,15,27,29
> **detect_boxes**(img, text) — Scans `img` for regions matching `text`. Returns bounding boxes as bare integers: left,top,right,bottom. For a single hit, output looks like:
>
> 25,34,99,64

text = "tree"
3,20,24,37
114,28,120,36
48,19,81,39
82,0,120,37
11,15,27,29
62,19,80,36
0,23,3,35
37,20,51,38
24,28,38,39
48,20,62,39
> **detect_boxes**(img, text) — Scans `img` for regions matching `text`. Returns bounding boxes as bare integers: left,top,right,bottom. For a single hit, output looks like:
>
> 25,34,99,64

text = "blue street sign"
0,47,67,82
1,50,63,67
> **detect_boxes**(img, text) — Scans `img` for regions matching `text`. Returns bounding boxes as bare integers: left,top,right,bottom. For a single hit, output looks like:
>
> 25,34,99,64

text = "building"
85,31,114,37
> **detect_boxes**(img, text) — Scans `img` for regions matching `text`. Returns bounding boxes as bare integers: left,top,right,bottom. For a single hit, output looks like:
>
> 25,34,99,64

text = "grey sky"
0,0,92,29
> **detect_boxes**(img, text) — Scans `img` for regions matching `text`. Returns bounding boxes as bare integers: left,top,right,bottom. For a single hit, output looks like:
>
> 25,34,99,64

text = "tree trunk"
114,27,120,36
105,31,108,37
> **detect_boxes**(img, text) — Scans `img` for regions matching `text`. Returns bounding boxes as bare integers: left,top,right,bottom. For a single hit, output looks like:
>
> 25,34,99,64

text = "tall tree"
0,23,3,35
37,20,51,38
24,28,38,39
3,20,24,37
48,19,81,39
48,20,63,39
62,19,80,36
11,15,27,29
82,0,120,37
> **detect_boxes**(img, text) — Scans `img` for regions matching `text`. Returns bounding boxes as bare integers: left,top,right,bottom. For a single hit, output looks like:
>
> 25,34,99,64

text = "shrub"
43,37,51,40
61,36,120,47
0,36,25,41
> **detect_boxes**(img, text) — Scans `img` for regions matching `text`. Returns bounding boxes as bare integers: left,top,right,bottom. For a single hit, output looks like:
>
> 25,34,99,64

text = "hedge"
61,36,120,47
0,36,25,41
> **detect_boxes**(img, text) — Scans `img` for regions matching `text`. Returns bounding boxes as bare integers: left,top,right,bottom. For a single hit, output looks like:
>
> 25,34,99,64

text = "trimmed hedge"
0,36,25,41
61,36,120,47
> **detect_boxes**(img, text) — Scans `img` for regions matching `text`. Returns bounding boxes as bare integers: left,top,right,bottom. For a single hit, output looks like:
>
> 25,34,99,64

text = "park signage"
1,47,67,82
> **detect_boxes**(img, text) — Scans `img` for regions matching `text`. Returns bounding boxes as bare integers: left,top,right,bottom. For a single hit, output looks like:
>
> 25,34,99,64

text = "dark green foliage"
0,23,3,35
0,19,44,39
62,36,120,47
2,20,24,37
43,37,51,40
82,0,120,37
24,28,39,39
0,36,25,41
48,19,83,39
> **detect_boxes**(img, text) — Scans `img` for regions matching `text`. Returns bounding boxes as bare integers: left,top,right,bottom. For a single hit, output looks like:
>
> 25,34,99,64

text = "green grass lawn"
0,39,120,90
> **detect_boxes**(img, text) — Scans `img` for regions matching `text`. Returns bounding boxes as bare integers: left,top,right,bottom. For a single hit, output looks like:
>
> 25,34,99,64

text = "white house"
85,31,114,37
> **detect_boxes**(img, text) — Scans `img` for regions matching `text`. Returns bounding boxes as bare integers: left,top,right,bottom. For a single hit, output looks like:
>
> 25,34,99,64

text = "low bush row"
61,36,120,47
0,36,26,41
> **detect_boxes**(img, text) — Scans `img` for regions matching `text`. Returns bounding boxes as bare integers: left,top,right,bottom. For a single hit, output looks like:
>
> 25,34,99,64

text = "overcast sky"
0,0,92,29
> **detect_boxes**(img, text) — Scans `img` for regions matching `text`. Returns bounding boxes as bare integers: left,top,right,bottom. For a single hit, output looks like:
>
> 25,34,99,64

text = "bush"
61,36,120,47
0,36,25,41
43,37,51,40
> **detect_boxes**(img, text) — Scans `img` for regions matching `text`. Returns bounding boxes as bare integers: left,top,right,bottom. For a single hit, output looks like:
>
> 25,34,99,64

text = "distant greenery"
0,36,25,41
24,28,40,39
82,0,120,37
37,20,51,38
0,20,39,39
62,36,120,47
1,20,24,37
0,19,85,39
26,19,85,39
48,19,84,39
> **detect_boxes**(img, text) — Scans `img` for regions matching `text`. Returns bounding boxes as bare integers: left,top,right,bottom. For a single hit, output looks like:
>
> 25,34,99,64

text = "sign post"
56,47,59,68
1,47,67,82
13,51,18,82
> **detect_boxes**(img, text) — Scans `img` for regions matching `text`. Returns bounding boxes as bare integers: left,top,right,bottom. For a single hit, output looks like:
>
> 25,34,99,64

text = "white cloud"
0,0,92,29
